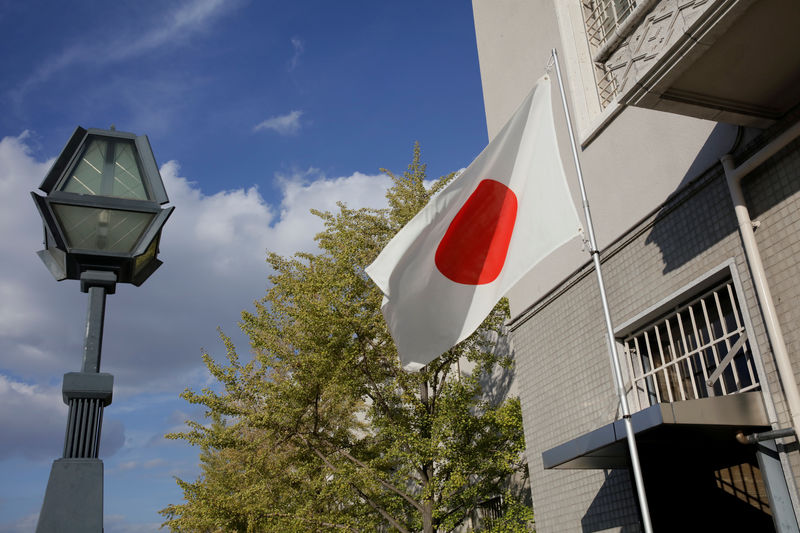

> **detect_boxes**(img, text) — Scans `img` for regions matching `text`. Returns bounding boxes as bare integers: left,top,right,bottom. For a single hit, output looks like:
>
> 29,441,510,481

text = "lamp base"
36,458,103,532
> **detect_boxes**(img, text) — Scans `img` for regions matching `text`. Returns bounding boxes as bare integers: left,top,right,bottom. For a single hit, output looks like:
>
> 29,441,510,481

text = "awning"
542,392,770,470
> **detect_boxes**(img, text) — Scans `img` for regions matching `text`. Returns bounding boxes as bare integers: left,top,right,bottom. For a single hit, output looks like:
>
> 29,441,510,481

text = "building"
472,0,800,530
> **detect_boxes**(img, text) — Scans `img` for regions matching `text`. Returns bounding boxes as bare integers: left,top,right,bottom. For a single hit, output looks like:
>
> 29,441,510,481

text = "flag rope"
551,48,654,533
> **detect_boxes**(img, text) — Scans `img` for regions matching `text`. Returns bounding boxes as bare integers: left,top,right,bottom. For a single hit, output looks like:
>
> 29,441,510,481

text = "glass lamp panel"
51,204,155,253
61,139,108,196
133,237,159,276
112,142,149,200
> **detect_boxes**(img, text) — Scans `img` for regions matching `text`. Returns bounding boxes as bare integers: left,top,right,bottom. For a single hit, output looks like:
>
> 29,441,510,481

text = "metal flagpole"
550,47,653,533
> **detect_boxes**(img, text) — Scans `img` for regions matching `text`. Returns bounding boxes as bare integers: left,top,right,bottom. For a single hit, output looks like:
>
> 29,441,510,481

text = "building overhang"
605,0,800,127
543,393,769,470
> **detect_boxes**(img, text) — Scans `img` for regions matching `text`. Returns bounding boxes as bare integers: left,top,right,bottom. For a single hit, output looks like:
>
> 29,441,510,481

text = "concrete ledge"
543,392,769,469
36,459,103,532
62,372,114,405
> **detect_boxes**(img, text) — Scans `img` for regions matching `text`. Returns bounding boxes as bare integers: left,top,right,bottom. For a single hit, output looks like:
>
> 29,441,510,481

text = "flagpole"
550,48,653,533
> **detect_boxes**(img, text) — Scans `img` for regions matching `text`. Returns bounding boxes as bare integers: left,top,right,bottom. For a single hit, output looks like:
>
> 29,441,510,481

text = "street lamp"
31,126,173,532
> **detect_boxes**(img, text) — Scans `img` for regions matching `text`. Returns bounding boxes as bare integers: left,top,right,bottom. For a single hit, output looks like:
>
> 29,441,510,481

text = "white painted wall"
472,0,735,317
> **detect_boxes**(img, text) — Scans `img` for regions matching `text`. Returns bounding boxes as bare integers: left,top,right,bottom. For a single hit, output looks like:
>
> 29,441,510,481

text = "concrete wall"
472,0,732,318
472,1,800,530
511,136,800,530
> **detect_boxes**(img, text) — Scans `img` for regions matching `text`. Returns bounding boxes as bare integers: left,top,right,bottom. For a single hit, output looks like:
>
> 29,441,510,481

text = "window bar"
634,340,649,410
693,301,729,395
642,337,658,406
700,297,728,395
714,288,744,390
675,312,701,400
741,339,757,389
623,341,642,411
623,281,760,412
627,338,640,410
661,323,680,402
664,317,688,401
642,330,662,404
633,336,652,409
685,309,705,395
681,308,705,398
653,325,675,402
686,304,713,397
728,285,759,390
726,283,758,387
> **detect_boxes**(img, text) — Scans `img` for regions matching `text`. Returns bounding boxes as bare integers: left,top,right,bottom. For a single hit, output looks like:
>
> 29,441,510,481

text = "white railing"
623,281,760,412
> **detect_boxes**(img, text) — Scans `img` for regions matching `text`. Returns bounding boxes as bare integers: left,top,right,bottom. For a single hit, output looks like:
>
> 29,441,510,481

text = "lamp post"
31,126,173,532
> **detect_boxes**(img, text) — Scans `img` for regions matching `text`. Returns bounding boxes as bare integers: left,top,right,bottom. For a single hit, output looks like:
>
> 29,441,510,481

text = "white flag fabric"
366,76,580,370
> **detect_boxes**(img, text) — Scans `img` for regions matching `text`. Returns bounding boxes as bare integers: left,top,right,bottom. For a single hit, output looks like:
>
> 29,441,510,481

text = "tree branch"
337,448,423,513
255,510,361,532
355,486,413,533
298,435,415,533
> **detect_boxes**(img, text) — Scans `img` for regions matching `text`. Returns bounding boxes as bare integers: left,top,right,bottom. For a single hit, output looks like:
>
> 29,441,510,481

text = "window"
471,495,504,530
623,279,760,411
582,0,637,108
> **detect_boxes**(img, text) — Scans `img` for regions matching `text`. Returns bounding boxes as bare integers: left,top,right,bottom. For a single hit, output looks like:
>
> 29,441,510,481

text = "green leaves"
161,144,532,532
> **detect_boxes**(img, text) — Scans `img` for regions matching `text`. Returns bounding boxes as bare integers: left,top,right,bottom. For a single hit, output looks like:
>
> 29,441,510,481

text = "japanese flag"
366,76,580,370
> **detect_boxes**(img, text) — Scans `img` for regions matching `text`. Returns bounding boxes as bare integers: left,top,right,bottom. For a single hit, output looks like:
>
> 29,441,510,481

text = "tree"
160,143,533,532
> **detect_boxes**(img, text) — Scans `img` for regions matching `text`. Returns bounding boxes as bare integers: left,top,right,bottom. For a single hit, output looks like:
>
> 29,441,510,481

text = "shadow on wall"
740,135,800,222
580,469,641,533
643,123,742,275
476,328,516,406
473,332,534,511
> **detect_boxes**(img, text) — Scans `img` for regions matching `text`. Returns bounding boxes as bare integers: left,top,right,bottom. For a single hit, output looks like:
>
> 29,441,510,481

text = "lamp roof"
39,126,169,205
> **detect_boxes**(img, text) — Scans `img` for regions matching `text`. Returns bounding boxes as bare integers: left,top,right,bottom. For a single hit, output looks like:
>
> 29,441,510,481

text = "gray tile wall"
511,134,800,532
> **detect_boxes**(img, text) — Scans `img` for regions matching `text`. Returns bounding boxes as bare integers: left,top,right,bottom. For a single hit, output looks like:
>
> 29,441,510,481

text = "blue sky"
0,1,489,531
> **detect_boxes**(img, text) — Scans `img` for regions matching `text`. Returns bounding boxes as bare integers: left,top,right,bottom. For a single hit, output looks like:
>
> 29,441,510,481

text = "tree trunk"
422,500,434,533
420,376,435,533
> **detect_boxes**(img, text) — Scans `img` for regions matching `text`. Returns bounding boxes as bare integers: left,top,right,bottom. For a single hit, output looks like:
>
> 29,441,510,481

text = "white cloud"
0,376,64,460
103,515,162,533
0,132,391,398
0,373,126,460
0,131,392,533
0,513,39,533
115,458,167,472
288,36,305,71
13,0,239,100
0,130,392,497
253,110,304,135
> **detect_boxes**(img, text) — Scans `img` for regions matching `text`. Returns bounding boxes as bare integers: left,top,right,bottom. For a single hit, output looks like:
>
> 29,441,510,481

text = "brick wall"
511,131,800,531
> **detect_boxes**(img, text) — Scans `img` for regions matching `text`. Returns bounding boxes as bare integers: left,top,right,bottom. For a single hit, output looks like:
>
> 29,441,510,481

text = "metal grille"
472,495,504,529
623,281,760,412
583,0,637,49
63,398,105,458
583,0,637,108
596,68,620,109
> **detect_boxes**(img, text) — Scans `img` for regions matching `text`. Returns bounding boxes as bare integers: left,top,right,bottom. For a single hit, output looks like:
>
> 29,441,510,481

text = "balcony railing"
582,0,639,108
623,280,760,412
583,0,637,51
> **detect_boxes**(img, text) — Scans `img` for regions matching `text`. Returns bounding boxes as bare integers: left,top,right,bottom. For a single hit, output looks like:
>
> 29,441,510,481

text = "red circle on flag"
435,179,518,285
